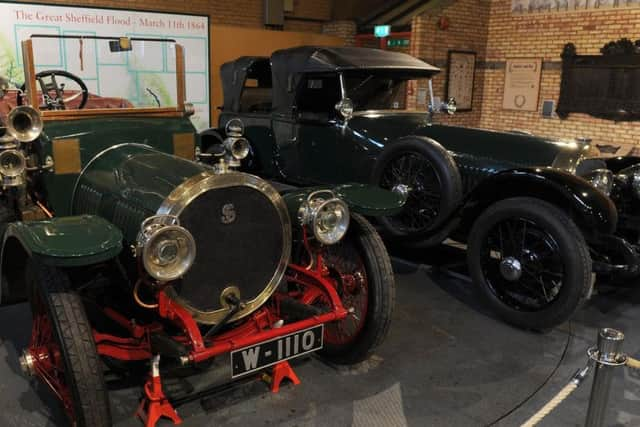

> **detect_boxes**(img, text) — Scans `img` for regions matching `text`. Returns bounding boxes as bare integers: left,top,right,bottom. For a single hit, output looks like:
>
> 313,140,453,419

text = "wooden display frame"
502,58,542,112
445,50,476,112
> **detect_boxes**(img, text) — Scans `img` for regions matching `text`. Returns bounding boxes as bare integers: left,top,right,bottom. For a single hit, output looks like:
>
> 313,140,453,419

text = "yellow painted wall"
210,25,344,124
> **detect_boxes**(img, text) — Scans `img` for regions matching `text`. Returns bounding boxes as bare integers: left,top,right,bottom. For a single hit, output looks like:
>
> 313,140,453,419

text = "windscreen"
343,72,424,111
27,35,179,111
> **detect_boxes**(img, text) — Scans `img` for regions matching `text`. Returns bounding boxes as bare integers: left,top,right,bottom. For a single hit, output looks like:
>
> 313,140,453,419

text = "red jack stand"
136,355,182,427
263,361,301,393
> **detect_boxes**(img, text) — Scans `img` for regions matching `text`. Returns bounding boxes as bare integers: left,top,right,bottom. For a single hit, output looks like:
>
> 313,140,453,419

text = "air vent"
75,184,102,214
265,0,284,26
113,200,149,241
542,100,555,118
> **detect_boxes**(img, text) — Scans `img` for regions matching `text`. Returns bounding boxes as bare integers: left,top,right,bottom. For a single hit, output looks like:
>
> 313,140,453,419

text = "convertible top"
220,46,440,115
270,46,440,74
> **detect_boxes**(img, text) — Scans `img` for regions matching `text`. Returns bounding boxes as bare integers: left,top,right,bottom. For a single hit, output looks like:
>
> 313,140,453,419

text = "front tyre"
372,137,462,246
467,197,592,330
24,261,111,426
317,214,395,364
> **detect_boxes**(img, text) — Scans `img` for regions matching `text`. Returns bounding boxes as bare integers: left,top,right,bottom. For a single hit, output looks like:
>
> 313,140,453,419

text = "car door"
291,73,354,185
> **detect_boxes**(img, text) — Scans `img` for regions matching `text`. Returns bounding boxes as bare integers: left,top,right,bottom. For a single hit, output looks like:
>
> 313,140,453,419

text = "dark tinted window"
296,74,340,113
239,59,273,113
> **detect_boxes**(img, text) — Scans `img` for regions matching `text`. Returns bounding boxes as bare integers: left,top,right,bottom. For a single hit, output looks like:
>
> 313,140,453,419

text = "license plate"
230,325,323,378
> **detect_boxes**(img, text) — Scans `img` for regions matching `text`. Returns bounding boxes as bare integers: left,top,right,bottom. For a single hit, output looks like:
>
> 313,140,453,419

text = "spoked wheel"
467,197,592,330
306,214,395,364
22,261,111,426
379,152,442,232
372,137,462,246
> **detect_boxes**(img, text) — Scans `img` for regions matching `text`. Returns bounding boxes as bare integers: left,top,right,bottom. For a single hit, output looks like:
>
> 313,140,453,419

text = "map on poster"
0,2,210,130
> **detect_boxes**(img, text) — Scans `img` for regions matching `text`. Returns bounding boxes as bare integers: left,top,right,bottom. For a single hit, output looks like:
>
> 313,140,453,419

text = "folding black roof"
270,46,439,74
220,47,440,115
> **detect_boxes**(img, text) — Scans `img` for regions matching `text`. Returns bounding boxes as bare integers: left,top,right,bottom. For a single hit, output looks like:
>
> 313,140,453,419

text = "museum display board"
0,1,210,129
446,50,476,112
502,58,542,111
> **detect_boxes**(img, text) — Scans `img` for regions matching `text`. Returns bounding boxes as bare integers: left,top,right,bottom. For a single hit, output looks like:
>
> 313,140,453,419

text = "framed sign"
446,51,476,111
502,58,542,111
512,0,640,15
0,1,210,129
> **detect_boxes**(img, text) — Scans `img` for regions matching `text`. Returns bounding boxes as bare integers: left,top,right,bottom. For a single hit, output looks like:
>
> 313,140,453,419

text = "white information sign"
0,2,210,129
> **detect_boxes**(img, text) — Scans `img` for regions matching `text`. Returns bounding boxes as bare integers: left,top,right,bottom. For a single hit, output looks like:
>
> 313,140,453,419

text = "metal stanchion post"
585,328,627,427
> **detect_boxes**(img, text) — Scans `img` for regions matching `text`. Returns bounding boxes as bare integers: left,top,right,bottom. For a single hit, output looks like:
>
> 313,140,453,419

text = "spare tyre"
371,136,462,246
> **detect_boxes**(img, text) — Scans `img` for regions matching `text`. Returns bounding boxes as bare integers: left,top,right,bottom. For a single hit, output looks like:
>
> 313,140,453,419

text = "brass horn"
7,106,43,142
224,137,250,160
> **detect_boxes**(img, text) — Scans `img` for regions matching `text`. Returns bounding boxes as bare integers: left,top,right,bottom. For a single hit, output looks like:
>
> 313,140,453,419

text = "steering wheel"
18,70,88,110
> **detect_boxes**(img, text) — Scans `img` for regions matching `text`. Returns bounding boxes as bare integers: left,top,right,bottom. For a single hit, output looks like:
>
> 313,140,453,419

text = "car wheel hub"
500,257,522,281
19,350,36,377
391,184,410,199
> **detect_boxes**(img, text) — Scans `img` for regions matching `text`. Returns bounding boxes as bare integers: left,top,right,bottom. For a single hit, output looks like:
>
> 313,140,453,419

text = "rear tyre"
372,136,462,246
0,202,17,304
317,214,395,364
467,197,592,330
25,261,111,426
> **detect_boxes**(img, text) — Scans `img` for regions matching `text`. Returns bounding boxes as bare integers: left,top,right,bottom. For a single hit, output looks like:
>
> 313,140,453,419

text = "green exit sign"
374,25,391,38
387,39,410,47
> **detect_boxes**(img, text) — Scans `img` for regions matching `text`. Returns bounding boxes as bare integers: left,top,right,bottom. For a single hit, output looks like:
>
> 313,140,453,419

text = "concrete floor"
0,248,639,427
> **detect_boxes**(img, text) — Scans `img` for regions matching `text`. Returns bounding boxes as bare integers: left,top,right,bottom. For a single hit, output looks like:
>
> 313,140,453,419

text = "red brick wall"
322,20,357,46
409,0,490,127
410,0,640,153
11,0,332,32
481,1,640,154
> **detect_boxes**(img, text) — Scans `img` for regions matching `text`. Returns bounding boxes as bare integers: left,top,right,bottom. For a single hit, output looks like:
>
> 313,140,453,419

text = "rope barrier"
627,357,640,370
520,364,590,427
519,326,639,427
521,382,578,427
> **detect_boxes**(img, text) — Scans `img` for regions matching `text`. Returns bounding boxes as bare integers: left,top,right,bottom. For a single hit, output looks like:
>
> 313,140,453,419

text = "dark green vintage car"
0,37,402,426
210,46,640,330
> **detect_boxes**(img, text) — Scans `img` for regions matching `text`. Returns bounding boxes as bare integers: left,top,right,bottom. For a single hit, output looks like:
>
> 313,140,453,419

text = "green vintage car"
0,36,402,426
210,46,640,330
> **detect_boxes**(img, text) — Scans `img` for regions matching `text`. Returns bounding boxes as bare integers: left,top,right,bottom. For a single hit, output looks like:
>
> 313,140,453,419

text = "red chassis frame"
94,260,348,365
24,228,361,426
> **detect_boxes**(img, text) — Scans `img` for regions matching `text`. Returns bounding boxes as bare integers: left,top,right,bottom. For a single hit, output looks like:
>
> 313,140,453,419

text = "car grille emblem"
221,203,237,224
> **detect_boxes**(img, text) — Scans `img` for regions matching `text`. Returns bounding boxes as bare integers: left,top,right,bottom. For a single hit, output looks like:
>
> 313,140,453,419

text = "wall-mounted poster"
0,2,210,130
511,0,640,14
502,58,542,111
446,51,476,111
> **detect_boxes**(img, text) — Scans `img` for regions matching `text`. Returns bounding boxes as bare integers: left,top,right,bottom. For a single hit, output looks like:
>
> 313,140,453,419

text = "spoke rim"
480,217,564,312
313,242,369,346
380,152,442,233
29,290,76,423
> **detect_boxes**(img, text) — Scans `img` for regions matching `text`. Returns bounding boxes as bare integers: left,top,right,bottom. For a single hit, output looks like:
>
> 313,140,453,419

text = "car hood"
347,112,585,169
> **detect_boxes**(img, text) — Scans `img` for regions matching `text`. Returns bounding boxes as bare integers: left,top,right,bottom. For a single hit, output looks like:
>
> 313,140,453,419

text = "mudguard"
2,215,123,267
603,156,640,173
283,183,405,218
464,168,618,234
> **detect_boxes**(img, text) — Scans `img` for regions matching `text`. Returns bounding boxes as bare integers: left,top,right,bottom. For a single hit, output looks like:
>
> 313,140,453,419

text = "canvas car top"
220,47,440,116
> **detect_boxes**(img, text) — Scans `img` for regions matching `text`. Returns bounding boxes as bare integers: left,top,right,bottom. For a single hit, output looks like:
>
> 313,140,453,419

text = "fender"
2,215,122,268
283,183,405,219
603,156,640,173
463,168,618,235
